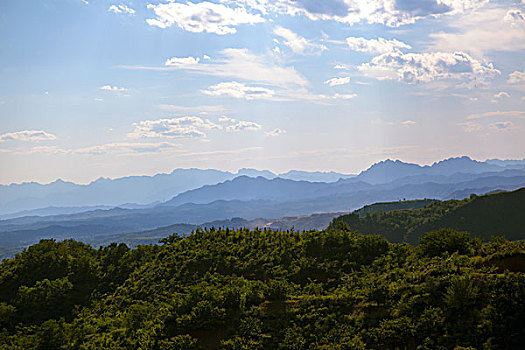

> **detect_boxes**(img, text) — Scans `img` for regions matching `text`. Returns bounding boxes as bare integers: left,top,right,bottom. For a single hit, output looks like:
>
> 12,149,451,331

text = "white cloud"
218,116,263,131
26,146,68,155
74,142,180,155
282,88,357,104
430,7,525,56
346,36,411,54
24,142,182,156
156,104,227,115
401,120,416,126
146,1,264,35
0,130,57,142
202,81,275,100
218,116,237,123
128,116,221,139
508,71,525,84
333,64,349,70
504,9,525,24
490,121,516,131
358,51,499,84
333,93,357,100
124,48,308,88
273,26,326,55
165,56,200,66
109,4,135,15
226,120,262,132
266,128,286,137
457,121,484,132
100,85,129,92
324,77,350,87
493,92,510,99
247,0,489,27
466,110,525,120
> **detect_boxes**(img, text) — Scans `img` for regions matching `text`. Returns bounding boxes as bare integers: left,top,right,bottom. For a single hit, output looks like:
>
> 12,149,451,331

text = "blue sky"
1,0,524,184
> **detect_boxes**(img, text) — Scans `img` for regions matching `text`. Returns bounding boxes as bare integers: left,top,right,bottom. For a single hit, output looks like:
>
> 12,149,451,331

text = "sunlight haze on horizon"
1,0,525,184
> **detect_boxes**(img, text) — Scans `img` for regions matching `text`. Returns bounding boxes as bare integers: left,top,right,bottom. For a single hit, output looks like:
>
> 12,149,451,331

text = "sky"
0,0,524,184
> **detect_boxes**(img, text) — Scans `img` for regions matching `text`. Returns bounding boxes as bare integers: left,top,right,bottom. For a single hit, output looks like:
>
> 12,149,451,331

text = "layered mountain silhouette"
0,156,524,258
2,156,523,216
0,168,355,215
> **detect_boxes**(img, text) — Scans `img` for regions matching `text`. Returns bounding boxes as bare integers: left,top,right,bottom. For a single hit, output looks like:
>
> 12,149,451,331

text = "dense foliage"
330,188,525,243
1,225,525,349
352,199,438,217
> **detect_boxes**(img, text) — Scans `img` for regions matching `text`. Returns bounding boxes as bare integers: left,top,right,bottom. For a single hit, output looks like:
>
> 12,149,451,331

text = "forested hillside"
330,188,525,243
1,227,525,349
352,199,438,217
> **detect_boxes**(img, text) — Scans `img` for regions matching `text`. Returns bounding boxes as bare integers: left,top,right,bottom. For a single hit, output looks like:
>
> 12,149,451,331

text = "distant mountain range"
0,156,524,258
0,168,355,215
1,156,523,217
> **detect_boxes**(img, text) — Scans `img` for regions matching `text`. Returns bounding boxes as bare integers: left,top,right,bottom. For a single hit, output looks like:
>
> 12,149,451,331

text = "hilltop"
330,188,525,243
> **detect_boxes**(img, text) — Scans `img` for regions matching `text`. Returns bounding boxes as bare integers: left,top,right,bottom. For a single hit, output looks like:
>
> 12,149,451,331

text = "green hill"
330,188,525,243
352,198,438,217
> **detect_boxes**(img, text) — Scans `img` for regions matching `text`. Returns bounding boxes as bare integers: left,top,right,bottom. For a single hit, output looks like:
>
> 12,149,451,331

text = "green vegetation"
352,199,438,217
1,225,525,349
330,188,525,243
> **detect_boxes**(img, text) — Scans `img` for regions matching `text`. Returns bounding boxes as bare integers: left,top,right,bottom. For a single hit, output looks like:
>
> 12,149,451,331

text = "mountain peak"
432,156,475,166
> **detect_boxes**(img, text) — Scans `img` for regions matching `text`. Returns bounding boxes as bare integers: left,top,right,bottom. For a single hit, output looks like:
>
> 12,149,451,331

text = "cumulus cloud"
0,130,57,142
346,36,411,54
100,85,129,92
358,51,499,84
202,81,275,100
218,116,263,131
109,4,135,14
504,9,525,24
242,0,489,27
128,116,221,139
324,77,350,87
273,26,326,55
146,1,264,34
508,71,525,84
401,120,416,126
165,56,200,66
227,121,262,132
266,128,286,136
493,92,510,99
430,8,525,56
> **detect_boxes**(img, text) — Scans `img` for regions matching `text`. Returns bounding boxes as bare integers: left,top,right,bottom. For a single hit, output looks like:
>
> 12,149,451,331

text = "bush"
418,229,472,257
